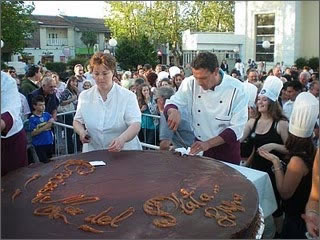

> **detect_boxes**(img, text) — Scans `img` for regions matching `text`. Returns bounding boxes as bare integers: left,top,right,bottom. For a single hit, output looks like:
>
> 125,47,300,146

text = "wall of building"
299,1,319,59
235,1,319,69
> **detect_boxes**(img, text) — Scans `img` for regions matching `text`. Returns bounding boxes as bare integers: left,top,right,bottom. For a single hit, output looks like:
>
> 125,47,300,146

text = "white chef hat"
289,92,319,138
169,66,180,78
244,81,258,107
259,76,283,101
158,71,169,81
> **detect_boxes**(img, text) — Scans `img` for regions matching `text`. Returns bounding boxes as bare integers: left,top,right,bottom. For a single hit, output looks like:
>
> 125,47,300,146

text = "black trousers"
34,144,53,163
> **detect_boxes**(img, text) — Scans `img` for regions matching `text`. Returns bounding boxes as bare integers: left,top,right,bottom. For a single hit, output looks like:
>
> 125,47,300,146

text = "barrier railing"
52,112,160,155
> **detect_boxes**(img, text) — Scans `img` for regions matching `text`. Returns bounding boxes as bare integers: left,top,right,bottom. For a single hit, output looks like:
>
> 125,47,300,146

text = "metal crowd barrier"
53,112,160,156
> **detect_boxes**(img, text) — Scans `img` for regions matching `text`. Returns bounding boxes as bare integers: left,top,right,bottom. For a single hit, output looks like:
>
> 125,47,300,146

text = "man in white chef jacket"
164,52,249,165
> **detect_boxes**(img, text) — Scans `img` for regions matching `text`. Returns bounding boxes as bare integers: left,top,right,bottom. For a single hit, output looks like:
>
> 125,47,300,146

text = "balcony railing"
47,38,68,46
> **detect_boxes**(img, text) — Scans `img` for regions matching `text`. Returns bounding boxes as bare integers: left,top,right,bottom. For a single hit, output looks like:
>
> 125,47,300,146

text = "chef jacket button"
197,123,200,126
198,95,201,98
220,100,222,103
198,110,201,112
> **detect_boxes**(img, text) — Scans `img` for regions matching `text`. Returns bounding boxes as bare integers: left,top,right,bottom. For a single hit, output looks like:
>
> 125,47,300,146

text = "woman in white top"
73,53,142,152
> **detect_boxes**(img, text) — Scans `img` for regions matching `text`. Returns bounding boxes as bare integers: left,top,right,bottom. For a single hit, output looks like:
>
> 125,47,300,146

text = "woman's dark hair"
172,73,183,90
285,132,315,169
146,72,158,87
136,83,151,109
66,75,78,95
26,65,40,78
256,98,288,122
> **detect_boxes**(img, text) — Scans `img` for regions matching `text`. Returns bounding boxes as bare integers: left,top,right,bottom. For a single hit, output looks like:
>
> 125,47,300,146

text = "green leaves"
80,31,98,56
115,35,158,71
104,1,234,66
1,1,35,54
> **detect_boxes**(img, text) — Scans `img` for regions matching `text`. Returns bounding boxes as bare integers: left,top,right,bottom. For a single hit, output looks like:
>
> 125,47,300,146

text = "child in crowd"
83,80,92,90
28,95,54,163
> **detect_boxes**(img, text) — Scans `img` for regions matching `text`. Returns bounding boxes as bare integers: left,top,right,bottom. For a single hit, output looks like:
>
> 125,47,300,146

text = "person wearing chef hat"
241,75,289,237
164,51,249,165
258,92,319,239
243,81,258,119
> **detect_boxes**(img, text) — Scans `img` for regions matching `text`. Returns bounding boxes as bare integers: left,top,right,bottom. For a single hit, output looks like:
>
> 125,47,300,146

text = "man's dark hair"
143,64,152,71
26,65,41,78
282,74,292,82
32,95,45,106
134,78,145,86
191,52,219,73
246,68,257,76
287,80,303,92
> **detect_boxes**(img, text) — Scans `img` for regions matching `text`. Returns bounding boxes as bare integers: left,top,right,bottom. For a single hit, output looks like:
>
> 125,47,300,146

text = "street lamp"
262,40,270,72
233,46,239,59
1,40,4,48
108,38,117,56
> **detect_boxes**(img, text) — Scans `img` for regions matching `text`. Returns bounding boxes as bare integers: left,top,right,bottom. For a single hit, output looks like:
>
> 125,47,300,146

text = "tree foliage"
80,31,98,55
104,1,234,65
1,1,35,54
115,35,158,71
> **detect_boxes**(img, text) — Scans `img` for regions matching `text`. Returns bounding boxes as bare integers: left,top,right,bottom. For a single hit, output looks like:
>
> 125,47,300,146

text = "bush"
308,57,319,71
1,61,8,71
295,57,308,70
45,62,67,74
66,56,89,72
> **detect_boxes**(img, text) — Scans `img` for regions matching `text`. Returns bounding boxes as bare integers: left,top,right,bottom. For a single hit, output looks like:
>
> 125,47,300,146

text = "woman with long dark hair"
259,92,319,238
59,76,79,154
136,83,158,146
240,76,289,236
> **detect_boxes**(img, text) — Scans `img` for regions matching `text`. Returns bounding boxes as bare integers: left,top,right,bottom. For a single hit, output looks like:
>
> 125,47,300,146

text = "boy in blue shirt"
28,95,54,163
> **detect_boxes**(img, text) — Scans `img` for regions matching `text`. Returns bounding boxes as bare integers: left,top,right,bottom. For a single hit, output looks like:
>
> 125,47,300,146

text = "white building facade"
182,1,319,70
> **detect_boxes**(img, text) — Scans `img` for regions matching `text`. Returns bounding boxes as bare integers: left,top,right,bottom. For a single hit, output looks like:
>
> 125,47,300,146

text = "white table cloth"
222,161,277,218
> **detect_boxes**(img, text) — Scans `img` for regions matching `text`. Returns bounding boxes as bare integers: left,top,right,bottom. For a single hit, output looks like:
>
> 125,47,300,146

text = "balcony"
47,38,68,46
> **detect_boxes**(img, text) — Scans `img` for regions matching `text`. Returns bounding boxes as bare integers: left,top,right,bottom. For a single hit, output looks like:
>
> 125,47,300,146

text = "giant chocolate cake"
2,150,260,239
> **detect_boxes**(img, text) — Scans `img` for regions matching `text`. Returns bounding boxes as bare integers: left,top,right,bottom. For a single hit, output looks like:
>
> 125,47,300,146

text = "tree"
115,35,158,71
104,1,235,66
80,31,97,56
1,1,35,55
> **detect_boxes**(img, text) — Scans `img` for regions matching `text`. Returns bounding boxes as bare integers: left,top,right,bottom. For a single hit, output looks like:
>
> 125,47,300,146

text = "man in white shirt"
283,81,303,119
164,52,249,165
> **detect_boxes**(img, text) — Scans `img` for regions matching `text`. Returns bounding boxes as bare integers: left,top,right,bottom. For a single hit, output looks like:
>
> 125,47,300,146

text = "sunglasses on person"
9,70,16,74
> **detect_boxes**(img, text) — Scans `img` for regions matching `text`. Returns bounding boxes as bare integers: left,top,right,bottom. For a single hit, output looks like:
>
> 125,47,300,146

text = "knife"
174,131,189,149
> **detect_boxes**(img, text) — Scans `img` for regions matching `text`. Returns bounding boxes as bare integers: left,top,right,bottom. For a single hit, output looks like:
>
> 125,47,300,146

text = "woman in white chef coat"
73,52,142,152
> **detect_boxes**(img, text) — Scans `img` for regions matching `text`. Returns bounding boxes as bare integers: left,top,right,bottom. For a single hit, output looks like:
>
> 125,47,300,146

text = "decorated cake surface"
2,150,259,239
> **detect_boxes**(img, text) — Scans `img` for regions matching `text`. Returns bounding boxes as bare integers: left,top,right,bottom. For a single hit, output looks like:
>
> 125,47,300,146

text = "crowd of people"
1,51,319,239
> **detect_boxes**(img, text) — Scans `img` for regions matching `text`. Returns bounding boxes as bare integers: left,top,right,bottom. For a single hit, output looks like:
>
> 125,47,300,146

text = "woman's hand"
108,136,125,152
257,143,275,153
302,211,319,238
79,130,91,144
257,148,279,164
141,105,147,112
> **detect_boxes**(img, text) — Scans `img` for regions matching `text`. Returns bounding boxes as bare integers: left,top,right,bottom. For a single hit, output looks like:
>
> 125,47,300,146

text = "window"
255,13,275,62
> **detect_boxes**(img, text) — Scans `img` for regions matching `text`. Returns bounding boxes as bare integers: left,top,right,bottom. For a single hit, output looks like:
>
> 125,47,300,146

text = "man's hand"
167,108,181,131
189,141,211,155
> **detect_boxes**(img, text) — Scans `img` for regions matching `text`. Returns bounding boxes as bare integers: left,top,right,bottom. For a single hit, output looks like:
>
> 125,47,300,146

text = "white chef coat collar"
93,83,115,101
209,69,225,91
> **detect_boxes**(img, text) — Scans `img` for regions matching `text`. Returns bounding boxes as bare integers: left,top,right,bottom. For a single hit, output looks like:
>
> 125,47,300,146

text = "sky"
25,1,108,18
